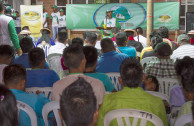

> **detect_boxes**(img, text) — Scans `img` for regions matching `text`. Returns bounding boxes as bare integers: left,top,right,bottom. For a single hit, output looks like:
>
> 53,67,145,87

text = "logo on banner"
23,11,41,21
157,14,172,23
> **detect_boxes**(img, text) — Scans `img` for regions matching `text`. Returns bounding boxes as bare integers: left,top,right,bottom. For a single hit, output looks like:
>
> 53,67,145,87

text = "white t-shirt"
51,12,60,26
58,15,66,28
43,12,49,28
15,17,21,27
104,18,116,27
134,35,147,48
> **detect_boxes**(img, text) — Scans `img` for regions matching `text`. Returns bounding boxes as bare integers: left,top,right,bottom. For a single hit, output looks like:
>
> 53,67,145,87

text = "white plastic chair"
157,78,181,96
104,109,164,126
140,57,157,66
42,101,64,126
47,53,63,76
174,114,193,126
169,107,181,126
146,91,170,104
25,87,52,100
17,100,38,126
106,72,123,91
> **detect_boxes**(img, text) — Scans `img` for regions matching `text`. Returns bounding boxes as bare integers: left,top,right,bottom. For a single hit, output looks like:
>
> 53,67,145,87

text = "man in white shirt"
58,9,66,32
43,6,49,28
134,27,147,48
171,34,194,62
48,29,68,55
50,5,59,41
15,11,21,34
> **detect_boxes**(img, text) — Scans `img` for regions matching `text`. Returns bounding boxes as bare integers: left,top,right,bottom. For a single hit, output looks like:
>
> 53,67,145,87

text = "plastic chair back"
17,100,38,126
157,78,180,96
146,91,170,104
174,114,193,126
47,53,63,75
42,101,63,126
25,87,52,100
169,107,181,126
104,109,164,126
140,57,157,67
106,72,123,91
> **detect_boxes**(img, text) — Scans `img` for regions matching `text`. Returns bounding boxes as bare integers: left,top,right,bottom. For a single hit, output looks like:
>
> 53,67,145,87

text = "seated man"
3,64,51,126
96,38,128,73
134,27,147,48
52,45,105,107
83,46,115,92
96,58,168,126
71,37,84,47
60,77,98,126
26,47,60,88
13,37,49,69
115,32,136,58
124,29,143,52
175,56,194,122
145,42,177,79
0,45,14,83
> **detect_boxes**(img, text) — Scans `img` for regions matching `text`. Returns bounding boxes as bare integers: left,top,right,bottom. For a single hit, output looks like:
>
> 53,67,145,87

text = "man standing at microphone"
100,10,121,38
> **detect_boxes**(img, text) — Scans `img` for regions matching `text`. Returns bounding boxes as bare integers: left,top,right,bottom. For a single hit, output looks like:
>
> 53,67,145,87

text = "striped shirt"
171,44,194,62
145,58,177,79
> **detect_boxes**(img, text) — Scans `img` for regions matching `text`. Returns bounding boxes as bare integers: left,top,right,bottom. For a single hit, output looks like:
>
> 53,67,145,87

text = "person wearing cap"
43,6,49,28
50,5,59,41
188,30,194,45
0,1,22,56
100,10,121,38
171,34,194,62
58,9,66,32
14,11,21,34
145,42,177,79
124,29,143,53
115,32,136,58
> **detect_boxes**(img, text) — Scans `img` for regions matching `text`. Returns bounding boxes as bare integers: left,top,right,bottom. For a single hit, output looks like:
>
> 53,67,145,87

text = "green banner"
66,2,179,30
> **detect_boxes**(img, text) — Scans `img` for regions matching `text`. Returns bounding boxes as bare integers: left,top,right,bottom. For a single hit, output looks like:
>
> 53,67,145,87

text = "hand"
36,90,42,95
16,49,22,56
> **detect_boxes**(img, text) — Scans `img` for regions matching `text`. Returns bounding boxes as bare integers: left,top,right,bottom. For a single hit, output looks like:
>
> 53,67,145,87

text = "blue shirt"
26,69,60,88
118,46,136,58
10,89,50,126
96,51,128,73
85,72,115,92
13,54,50,69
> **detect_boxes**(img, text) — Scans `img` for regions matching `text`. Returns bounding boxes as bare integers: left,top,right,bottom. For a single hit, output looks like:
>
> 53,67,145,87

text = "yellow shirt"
140,47,153,60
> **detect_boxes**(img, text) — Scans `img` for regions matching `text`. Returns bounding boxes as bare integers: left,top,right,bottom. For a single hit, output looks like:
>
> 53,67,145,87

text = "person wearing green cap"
58,9,66,32
50,5,59,41
0,1,22,56
43,6,49,28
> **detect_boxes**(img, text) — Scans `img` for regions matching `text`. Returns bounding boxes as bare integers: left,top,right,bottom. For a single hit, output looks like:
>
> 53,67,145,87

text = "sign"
20,5,43,38
66,2,179,30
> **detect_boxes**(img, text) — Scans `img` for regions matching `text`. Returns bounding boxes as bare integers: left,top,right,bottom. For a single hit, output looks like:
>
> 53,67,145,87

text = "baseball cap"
52,5,57,8
188,30,194,35
177,34,190,43
59,9,64,12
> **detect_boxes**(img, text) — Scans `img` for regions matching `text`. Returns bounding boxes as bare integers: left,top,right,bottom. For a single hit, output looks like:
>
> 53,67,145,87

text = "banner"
66,2,179,30
20,5,43,38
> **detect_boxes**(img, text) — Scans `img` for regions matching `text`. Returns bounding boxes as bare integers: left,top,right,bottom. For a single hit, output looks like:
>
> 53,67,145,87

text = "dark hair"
3,64,26,86
86,32,97,45
15,11,19,14
60,77,96,126
22,26,30,31
0,45,14,60
83,46,98,68
0,1,3,12
125,31,134,37
112,27,120,34
28,47,45,68
82,31,91,40
151,35,163,49
136,27,143,35
101,38,115,53
120,58,143,87
20,37,34,53
115,32,127,46
72,37,84,47
149,31,160,40
146,75,159,92
63,45,84,69
175,56,194,93
96,32,102,41
0,85,19,126
158,26,169,38
154,42,172,57
58,29,67,43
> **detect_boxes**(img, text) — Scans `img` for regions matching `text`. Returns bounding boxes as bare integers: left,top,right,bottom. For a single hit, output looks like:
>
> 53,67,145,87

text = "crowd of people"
1,1,194,126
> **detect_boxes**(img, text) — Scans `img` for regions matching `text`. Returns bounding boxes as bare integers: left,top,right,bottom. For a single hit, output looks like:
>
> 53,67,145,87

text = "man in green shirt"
0,1,22,55
96,58,168,126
